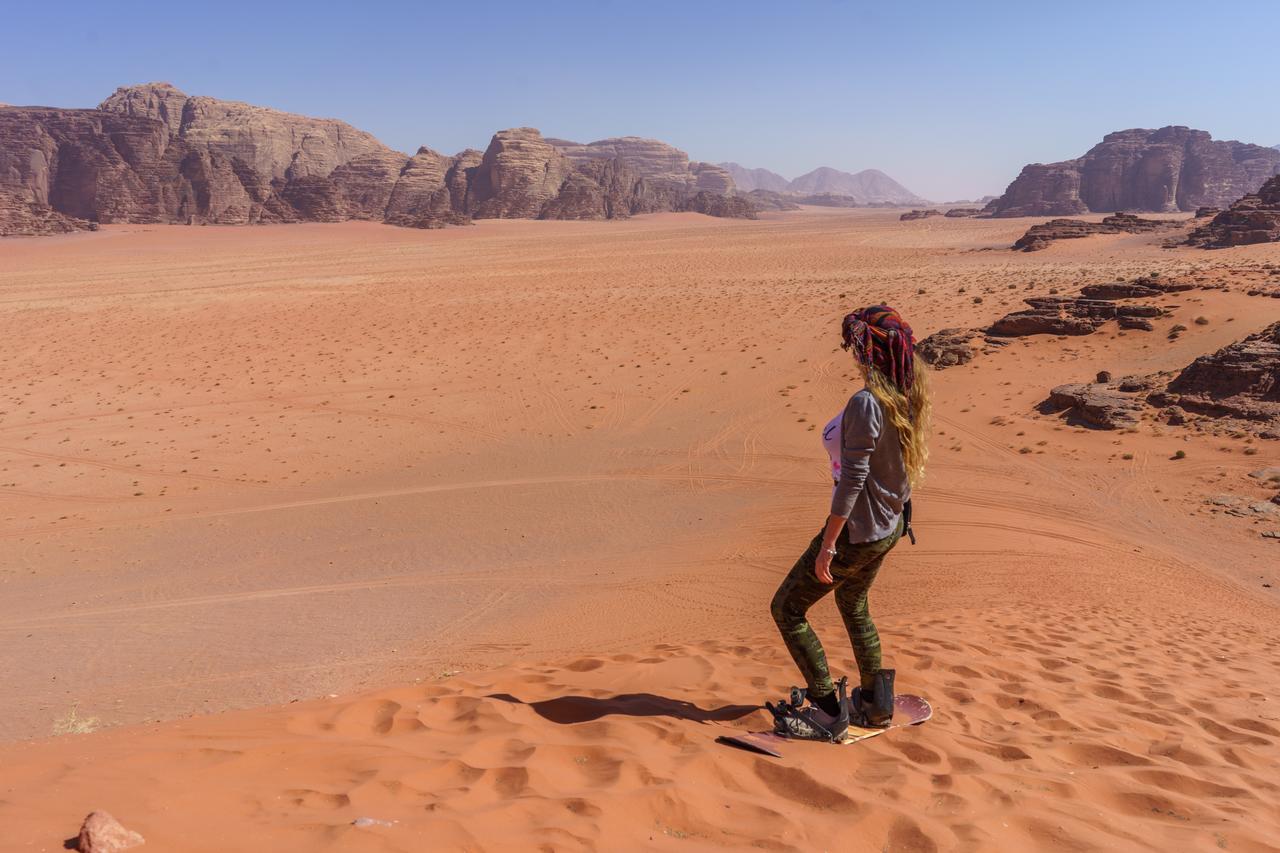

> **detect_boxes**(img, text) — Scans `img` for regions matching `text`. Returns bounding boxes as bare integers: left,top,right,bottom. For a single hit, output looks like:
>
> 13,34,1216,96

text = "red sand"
1,210,1278,850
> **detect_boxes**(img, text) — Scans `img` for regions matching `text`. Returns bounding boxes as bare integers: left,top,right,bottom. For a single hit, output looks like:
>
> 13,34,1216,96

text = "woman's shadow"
487,692,760,725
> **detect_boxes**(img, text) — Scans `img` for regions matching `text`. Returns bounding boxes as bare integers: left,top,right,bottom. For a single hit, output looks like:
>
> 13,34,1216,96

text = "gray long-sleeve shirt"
830,389,911,544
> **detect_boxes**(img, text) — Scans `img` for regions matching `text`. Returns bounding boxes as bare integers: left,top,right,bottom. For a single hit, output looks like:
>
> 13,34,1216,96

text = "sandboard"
716,694,932,757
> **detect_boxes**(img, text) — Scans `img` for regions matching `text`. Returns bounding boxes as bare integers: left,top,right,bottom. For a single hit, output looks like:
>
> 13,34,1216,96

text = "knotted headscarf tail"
840,305,916,393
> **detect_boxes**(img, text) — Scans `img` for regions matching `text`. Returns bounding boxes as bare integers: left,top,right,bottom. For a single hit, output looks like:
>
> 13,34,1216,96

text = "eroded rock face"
1163,321,1280,423
467,127,572,219
1012,213,1182,251
2,85,754,235
0,186,96,235
899,209,941,221
987,127,1280,217
1185,175,1280,248
944,208,982,218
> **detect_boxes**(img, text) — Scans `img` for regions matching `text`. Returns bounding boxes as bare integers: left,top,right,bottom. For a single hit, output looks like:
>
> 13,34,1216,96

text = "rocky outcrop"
988,296,1164,337
0,187,96,235
944,208,982,218
552,137,721,195
899,209,941,221
466,128,572,219
918,328,982,368
383,147,468,228
744,190,801,211
679,191,757,219
1012,213,1183,251
99,81,188,136
1158,321,1280,424
1184,175,1280,248
2,85,755,235
1045,382,1143,429
986,127,1280,217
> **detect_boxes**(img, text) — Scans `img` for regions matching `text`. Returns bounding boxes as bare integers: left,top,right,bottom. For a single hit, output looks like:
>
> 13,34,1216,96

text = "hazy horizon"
5,0,1278,200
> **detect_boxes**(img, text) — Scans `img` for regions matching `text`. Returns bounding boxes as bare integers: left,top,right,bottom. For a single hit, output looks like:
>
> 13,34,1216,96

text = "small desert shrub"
52,704,100,736
1172,449,1187,460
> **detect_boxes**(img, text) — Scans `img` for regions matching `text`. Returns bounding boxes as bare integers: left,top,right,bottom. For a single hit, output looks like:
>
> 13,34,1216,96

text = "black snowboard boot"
852,669,895,728
767,677,851,742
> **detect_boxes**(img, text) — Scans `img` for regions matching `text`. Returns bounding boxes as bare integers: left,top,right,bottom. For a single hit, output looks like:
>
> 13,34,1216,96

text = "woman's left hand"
815,547,835,584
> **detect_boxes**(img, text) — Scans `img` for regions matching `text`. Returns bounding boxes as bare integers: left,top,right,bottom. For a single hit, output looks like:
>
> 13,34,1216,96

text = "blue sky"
4,0,1277,200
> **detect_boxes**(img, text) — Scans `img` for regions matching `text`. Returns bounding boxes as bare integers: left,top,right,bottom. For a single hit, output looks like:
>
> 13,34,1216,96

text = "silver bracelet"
823,546,837,556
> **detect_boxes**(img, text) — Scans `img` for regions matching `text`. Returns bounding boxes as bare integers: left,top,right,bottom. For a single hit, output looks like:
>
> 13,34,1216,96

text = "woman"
768,305,931,741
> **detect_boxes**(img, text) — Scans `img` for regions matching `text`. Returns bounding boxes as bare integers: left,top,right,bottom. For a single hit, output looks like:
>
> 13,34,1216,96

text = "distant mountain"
718,162,790,193
786,167,925,204
717,163,927,205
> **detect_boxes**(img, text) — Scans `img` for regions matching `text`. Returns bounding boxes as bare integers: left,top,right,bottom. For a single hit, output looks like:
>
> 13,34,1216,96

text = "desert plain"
1,208,1278,850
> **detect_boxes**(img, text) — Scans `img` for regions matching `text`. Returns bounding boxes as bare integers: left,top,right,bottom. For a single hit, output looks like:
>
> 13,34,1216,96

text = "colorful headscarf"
841,305,916,392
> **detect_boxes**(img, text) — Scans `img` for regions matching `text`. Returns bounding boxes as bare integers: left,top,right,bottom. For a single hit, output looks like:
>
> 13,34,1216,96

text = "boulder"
76,811,144,853
986,126,1280,217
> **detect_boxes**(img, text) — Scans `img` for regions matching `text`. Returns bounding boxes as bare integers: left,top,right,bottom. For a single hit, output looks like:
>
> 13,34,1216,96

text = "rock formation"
988,295,1164,337
917,328,982,368
986,127,1280,217
1155,321,1280,426
1,84,755,236
743,190,801,211
1012,213,1184,251
76,811,145,853
1184,175,1280,248
1045,383,1143,429
899,209,941,221
944,208,982,218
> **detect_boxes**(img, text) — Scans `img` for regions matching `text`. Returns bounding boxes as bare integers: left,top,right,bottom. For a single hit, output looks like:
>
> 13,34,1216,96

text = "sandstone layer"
986,126,1280,217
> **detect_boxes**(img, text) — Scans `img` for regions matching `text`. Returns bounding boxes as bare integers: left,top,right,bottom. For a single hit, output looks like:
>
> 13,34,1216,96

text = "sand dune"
1,210,1278,849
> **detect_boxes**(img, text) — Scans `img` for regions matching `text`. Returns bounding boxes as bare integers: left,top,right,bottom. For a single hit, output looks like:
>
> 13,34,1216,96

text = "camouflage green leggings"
770,517,903,699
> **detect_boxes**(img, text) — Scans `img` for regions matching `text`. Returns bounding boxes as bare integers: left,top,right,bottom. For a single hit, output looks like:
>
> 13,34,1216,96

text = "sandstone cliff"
1,85,755,235
987,127,1280,217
